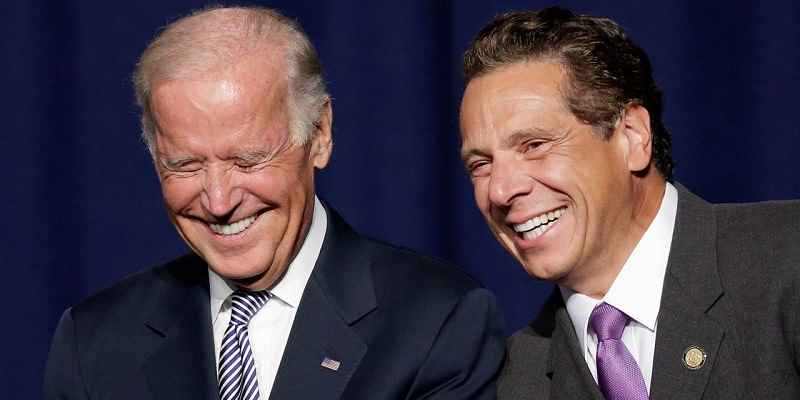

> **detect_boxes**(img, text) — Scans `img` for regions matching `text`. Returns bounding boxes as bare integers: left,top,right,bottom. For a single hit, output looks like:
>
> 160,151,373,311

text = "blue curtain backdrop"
3,0,799,398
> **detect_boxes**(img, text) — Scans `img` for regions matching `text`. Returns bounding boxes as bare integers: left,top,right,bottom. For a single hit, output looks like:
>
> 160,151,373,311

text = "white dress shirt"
209,196,327,397
559,183,678,393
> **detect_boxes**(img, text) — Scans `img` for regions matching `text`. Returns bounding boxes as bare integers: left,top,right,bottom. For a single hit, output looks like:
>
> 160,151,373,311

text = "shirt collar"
560,182,678,349
209,196,328,323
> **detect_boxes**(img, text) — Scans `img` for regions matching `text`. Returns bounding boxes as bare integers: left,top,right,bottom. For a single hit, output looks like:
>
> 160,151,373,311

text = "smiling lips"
209,214,258,236
512,207,566,240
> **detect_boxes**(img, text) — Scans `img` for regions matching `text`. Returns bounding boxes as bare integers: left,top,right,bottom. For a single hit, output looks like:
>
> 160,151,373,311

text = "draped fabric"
3,1,799,398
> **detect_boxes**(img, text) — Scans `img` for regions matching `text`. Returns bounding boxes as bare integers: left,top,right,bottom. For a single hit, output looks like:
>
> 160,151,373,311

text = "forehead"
150,54,291,148
460,61,572,143
153,54,286,113
462,61,567,119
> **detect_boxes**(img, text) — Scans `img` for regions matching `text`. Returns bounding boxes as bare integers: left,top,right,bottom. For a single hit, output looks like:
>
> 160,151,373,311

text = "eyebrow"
501,128,550,148
233,149,270,163
158,154,201,169
461,127,552,161
460,146,486,163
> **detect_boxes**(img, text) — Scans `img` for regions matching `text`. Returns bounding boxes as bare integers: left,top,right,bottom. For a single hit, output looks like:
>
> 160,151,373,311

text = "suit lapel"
650,184,725,400
142,255,218,400
267,278,368,400
544,293,605,400
268,205,374,400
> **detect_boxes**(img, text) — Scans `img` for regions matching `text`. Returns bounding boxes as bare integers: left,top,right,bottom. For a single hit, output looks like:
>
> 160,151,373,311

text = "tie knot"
229,290,270,325
589,302,630,341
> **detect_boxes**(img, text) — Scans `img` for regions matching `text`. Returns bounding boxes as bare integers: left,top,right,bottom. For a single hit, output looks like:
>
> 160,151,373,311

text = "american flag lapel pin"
320,356,341,371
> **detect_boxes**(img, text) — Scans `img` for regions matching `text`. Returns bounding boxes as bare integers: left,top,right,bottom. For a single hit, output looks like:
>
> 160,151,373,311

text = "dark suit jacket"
45,206,505,400
498,184,800,399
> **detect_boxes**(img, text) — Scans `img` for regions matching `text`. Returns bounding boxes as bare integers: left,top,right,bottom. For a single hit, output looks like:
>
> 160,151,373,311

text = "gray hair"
132,6,329,155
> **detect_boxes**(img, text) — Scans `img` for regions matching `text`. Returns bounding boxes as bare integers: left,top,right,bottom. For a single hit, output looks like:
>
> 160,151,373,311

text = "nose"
200,164,243,219
487,158,533,207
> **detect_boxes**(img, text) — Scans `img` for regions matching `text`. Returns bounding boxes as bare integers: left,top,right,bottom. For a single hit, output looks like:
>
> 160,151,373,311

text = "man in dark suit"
459,6,800,399
44,6,504,400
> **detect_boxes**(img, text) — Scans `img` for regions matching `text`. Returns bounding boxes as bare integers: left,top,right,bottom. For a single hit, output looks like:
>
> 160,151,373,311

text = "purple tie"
589,302,649,400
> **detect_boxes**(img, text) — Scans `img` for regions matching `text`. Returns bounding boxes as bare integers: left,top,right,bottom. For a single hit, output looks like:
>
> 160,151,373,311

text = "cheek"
246,169,301,203
531,155,568,182
472,179,490,211
161,178,202,210
528,154,587,205
568,156,618,209
473,179,506,233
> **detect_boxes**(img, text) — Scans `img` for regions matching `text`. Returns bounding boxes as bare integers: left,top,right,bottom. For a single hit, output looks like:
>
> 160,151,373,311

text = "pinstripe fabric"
218,290,270,400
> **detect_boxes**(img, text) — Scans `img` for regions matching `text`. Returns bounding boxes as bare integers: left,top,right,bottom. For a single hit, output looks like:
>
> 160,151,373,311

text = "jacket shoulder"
361,237,481,301
713,199,800,273
499,326,552,399
68,254,203,332
498,288,564,398
715,199,800,234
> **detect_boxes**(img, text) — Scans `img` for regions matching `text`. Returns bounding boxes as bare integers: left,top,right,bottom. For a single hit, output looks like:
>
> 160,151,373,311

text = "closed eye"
161,157,202,173
524,140,545,152
231,150,270,172
520,139,551,157
466,159,492,178
235,160,266,172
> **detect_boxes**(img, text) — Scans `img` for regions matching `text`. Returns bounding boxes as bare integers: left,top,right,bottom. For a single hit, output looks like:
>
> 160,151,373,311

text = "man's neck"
567,176,667,299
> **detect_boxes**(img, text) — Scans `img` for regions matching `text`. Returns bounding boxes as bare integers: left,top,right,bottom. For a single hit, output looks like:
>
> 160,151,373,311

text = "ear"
618,104,652,173
310,99,333,169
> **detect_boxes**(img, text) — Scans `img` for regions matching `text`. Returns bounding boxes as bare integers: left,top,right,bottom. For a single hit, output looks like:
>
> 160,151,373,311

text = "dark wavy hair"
464,6,674,180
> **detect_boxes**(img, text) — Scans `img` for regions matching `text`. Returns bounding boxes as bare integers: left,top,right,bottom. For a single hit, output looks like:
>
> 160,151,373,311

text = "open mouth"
208,213,260,236
512,206,566,240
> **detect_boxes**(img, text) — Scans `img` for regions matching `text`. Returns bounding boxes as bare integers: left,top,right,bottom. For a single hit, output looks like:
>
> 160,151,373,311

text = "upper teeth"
513,207,566,233
209,215,257,236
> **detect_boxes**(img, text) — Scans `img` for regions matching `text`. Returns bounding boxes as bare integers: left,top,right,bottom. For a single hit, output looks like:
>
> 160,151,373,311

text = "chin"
202,250,269,277
219,260,269,278
518,255,570,282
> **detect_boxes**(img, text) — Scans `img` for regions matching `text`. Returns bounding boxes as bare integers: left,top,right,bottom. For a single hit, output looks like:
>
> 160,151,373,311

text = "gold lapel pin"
682,346,707,370
321,356,341,371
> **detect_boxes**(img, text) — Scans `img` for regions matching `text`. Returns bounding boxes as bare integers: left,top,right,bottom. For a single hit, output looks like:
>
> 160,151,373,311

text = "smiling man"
460,7,800,400
44,6,504,400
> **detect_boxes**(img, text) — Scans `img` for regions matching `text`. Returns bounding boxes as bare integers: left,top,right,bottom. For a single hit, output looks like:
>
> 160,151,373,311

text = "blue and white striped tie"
218,290,270,400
